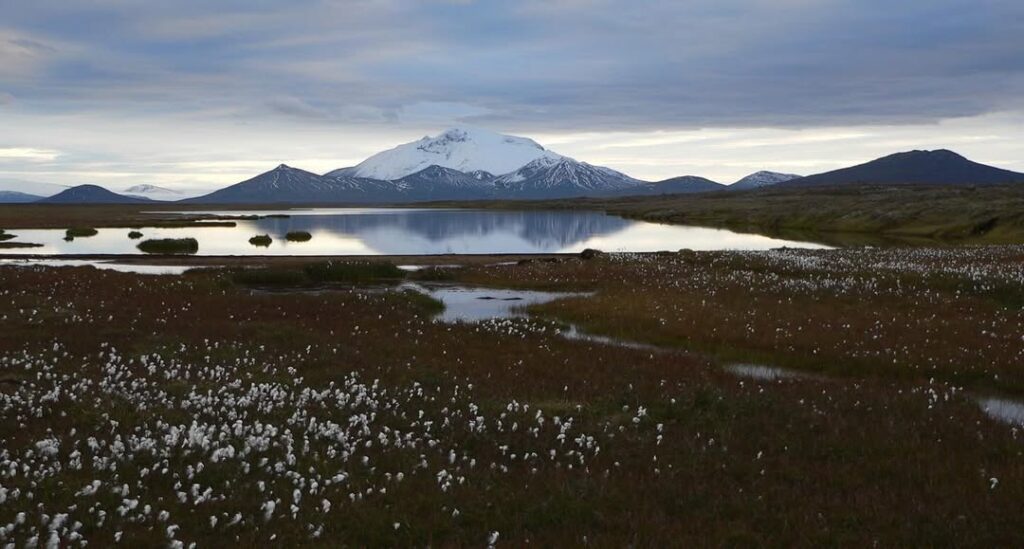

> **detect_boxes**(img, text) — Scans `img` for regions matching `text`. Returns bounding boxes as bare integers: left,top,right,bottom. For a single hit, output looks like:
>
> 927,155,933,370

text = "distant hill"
609,175,724,197
730,171,801,191
0,179,68,197
648,175,724,194
0,190,44,203
783,150,1024,187
37,184,151,204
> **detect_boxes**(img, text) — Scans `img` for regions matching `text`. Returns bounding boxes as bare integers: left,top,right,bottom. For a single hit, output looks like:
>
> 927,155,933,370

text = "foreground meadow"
1,247,1023,546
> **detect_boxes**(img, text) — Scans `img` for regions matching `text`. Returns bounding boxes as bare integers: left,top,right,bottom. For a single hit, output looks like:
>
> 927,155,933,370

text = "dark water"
2,208,828,255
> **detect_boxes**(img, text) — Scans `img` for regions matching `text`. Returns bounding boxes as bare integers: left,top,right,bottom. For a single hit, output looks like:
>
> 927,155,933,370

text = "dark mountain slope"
783,150,1024,187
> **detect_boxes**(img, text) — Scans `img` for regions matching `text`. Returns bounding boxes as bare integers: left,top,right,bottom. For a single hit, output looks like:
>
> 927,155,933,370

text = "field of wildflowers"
1,248,1023,545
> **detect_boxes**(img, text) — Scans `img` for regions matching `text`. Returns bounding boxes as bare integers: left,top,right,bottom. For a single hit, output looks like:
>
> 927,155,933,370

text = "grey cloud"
265,97,330,120
6,37,58,55
1,0,1022,133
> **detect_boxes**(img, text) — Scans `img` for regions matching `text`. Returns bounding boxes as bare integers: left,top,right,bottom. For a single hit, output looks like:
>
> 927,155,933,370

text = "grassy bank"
613,185,1024,243
437,184,1024,244
231,260,407,287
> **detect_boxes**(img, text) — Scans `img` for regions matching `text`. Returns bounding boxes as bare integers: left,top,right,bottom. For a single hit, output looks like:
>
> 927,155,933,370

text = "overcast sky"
2,0,1023,192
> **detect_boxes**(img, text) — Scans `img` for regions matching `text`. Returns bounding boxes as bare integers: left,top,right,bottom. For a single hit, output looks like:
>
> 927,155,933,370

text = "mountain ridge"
492,156,643,198
12,133,1024,205
186,165,401,204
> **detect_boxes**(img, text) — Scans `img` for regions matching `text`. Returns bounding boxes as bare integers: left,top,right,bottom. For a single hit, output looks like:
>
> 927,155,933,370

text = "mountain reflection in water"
1,208,829,256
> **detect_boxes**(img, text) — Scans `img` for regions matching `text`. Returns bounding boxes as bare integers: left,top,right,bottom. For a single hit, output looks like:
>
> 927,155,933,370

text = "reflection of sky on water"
978,397,1024,426
401,283,580,323
2,209,828,256
0,259,195,275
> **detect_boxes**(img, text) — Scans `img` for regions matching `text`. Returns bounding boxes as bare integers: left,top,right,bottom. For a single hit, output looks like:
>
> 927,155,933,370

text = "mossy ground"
285,231,312,242
136,237,199,254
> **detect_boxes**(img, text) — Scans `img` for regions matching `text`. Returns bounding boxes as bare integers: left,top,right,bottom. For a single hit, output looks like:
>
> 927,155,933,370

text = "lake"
2,208,828,255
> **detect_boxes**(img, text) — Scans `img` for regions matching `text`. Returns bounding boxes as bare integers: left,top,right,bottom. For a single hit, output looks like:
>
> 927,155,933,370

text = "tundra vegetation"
248,234,273,247
136,238,199,255
285,231,313,242
231,261,407,288
65,228,98,239
0,228,42,249
0,229,42,249
0,246,1023,546
303,261,405,284
446,185,1024,245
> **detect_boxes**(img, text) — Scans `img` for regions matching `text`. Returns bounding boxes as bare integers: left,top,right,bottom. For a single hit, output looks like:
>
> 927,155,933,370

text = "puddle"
397,264,463,272
977,397,1024,426
725,363,811,381
401,283,583,323
400,283,673,353
557,324,664,351
400,282,676,352
0,259,197,275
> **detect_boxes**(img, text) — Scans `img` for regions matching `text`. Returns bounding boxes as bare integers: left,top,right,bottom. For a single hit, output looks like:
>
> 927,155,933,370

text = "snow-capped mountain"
123,185,181,198
331,127,563,181
730,171,801,190
123,184,185,201
125,184,178,194
492,156,643,198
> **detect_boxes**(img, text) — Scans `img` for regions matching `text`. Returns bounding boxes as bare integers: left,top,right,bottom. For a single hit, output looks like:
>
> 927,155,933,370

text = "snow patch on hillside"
731,171,801,189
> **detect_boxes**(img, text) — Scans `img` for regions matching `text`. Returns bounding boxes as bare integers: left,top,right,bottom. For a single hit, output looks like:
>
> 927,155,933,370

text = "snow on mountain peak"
347,127,563,181
124,184,181,195
122,184,188,201
731,170,801,190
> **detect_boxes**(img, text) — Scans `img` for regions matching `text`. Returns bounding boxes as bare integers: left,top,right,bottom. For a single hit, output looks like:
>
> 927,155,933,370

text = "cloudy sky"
2,0,1023,193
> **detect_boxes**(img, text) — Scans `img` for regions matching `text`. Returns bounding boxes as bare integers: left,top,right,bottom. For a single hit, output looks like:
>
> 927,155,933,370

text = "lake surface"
1,208,828,256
